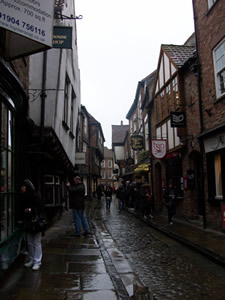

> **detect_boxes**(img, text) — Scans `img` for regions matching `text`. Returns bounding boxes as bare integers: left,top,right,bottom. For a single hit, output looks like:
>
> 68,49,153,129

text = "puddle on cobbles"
66,290,118,300
2,288,66,300
63,249,101,256
13,272,81,291
68,262,107,274
102,238,116,248
81,273,114,290
63,255,104,263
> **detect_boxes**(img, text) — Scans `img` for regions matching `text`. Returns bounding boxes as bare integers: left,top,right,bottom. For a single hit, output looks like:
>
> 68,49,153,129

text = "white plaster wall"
29,1,81,165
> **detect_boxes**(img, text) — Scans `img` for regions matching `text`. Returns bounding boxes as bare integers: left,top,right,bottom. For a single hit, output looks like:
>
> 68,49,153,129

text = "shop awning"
134,163,150,173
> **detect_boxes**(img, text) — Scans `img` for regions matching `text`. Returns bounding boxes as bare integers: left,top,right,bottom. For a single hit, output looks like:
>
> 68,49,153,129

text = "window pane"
162,123,167,139
174,128,180,147
215,154,222,198
1,103,7,147
8,151,12,191
55,186,60,205
44,186,54,205
219,69,225,93
168,120,174,150
8,195,13,234
1,148,7,193
0,194,7,240
156,127,161,139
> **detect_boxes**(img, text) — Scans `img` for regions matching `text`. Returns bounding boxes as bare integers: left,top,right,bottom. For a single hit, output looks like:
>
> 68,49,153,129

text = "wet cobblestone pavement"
97,197,225,300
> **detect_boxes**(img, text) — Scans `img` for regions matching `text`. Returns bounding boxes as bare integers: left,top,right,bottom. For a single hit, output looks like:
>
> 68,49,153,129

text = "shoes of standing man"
24,261,33,268
82,232,92,236
32,264,41,271
73,233,81,237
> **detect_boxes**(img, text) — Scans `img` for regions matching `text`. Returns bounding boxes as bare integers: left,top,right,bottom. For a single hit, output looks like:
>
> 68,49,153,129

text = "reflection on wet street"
98,196,225,300
1,196,225,300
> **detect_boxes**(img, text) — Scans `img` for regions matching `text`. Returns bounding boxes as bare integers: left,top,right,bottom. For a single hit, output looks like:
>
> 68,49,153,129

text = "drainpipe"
192,0,206,228
40,51,47,143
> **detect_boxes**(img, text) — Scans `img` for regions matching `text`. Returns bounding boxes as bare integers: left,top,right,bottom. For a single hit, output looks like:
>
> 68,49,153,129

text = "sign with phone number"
0,0,54,47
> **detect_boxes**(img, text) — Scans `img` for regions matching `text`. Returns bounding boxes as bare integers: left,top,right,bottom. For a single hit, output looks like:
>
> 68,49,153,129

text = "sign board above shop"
52,26,72,49
170,112,186,128
0,0,55,60
75,152,86,164
151,139,167,159
131,135,144,151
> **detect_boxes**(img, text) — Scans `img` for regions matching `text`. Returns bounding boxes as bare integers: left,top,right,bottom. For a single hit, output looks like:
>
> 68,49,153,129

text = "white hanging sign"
151,139,167,159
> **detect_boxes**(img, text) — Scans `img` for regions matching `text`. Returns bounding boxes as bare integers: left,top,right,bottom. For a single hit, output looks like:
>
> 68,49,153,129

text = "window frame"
213,38,225,100
0,100,16,241
44,175,61,207
108,160,112,168
208,0,217,9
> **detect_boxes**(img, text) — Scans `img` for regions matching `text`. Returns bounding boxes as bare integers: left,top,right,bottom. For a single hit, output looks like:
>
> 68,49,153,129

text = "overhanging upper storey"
155,45,196,95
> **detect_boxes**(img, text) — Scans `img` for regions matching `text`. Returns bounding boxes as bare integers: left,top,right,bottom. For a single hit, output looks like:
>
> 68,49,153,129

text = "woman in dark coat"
164,183,177,224
21,179,45,271
104,185,112,210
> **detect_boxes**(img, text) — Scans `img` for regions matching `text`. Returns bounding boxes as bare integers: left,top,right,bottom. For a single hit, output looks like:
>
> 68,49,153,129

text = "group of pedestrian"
20,172,177,272
115,175,177,225
116,175,154,218
95,184,113,210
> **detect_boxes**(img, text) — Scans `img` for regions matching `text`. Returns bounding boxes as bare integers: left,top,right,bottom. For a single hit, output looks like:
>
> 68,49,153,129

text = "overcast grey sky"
75,0,194,148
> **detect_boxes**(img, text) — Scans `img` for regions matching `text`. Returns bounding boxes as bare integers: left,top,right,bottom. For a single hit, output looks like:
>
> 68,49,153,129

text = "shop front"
0,58,29,272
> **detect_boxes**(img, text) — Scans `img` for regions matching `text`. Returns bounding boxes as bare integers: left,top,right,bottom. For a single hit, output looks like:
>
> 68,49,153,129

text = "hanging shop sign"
170,112,186,127
75,152,86,164
0,0,54,59
151,139,167,159
52,26,72,49
131,135,144,151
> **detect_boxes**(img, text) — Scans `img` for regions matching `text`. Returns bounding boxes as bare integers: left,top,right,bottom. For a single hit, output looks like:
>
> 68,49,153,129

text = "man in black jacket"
66,176,91,237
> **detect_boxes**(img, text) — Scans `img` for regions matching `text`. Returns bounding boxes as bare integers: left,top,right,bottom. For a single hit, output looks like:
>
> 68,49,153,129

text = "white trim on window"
213,38,225,99
208,0,217,9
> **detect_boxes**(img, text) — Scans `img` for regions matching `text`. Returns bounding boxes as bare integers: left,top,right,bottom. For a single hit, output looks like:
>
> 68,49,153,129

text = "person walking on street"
116,181,126,212
104,185,112,211
133,175,144,215
95,184,104,209
164,183,177,224
66,176,91,237
21,179,45,271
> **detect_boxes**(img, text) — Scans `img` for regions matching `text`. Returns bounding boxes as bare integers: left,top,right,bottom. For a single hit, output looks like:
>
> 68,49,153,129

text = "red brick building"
100,147,114,188
193,0,225,229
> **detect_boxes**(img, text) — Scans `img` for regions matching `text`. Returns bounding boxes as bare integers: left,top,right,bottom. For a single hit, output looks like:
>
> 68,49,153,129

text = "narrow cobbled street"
94,196,225,300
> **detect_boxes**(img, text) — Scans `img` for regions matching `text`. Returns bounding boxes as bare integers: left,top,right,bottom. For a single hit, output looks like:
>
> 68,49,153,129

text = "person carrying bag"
21,179,46,271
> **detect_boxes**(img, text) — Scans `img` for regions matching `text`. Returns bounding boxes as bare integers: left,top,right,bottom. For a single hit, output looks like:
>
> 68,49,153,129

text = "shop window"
0,101,15,241
214,154,223,199
213,39,225,99
165,156,183,196
207,150,225,200
44,175,61,206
